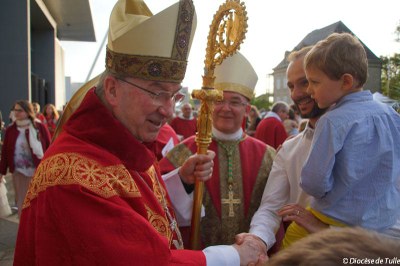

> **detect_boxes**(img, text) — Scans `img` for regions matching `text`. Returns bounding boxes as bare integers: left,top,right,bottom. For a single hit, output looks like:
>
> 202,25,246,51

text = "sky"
61,0,400,97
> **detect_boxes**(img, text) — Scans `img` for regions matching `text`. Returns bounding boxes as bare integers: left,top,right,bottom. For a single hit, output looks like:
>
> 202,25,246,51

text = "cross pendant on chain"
221,190,241,217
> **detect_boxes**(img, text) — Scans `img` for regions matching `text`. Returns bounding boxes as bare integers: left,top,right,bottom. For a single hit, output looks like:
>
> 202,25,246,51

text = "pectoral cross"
221,190,241,217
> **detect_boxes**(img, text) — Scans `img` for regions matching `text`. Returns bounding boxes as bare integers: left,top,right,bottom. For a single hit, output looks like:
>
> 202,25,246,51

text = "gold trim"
146,165,167,206
165,143,193,168
23,153,141,208
215,82,254,100
145,165,176,246
172,0,194,62
145,205,173,244
106,49,187,83
105,0,195,83
203,0,248,78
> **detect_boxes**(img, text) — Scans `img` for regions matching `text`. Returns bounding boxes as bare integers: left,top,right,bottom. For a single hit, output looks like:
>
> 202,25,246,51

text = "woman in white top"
0,100,51,217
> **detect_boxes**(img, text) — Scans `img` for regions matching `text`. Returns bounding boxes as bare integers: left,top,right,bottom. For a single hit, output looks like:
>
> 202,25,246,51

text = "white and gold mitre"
53,0,196,140
214,51,257,100
106,0,197,83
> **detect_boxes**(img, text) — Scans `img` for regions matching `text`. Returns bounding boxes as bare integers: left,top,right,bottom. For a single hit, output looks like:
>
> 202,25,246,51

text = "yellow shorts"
282,207,346,249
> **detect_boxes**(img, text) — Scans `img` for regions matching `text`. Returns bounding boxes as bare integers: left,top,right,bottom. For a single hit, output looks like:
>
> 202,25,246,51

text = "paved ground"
0,174,18,266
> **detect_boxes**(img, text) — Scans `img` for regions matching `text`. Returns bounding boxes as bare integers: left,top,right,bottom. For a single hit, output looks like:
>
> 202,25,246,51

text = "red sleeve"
0,127,10,175
0,125,17,175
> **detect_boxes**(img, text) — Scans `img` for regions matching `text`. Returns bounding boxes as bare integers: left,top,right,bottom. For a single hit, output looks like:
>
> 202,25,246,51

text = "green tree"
251,93,273,112
381,54,400,100
380,21,400,101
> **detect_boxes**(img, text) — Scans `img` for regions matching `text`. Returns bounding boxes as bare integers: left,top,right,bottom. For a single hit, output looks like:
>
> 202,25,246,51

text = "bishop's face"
212,91,250,134
108,76,180,143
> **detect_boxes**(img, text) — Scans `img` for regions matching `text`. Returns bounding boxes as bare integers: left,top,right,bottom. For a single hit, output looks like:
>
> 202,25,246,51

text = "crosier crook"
190,0,248,250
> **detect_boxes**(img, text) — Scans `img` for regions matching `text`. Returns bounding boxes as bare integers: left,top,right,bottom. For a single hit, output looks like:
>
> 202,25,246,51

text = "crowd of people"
0,101,59,218
0,0,398,265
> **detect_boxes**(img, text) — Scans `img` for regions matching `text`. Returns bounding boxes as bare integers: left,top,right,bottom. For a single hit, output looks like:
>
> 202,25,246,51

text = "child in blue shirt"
283,32,400,247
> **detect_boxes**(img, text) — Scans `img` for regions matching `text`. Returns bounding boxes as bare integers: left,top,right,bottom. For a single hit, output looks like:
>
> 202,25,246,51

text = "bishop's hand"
178,150,215,185
233,234,268,266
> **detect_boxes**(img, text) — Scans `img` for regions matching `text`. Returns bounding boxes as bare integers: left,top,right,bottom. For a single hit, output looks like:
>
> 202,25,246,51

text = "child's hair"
304,32,368,89
267,227,400,266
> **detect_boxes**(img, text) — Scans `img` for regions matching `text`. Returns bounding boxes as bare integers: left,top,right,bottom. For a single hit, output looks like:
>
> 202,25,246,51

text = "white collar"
16,119,31,127
212,127,243,141
178,114,194,120
265,111,282,121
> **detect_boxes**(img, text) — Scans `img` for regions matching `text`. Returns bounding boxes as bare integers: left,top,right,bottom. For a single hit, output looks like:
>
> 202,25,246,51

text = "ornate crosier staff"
190,0,248,250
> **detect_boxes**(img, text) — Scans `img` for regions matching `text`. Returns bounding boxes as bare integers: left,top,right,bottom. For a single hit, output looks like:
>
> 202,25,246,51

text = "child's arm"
300,117,342,198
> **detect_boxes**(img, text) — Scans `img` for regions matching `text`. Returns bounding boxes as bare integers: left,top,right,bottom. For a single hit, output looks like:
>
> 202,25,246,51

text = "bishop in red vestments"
160,52,275,248
14,1,267,265
15,89,205,265
161,132,275,247
14,0,206,264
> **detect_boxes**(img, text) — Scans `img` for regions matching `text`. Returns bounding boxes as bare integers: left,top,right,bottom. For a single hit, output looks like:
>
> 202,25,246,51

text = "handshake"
233,233,268,266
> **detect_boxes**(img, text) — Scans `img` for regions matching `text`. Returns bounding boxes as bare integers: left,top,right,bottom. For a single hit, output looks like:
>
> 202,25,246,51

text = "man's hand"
277,203,329,233
233,234,268,266
235,233,267,255
178,151,215,184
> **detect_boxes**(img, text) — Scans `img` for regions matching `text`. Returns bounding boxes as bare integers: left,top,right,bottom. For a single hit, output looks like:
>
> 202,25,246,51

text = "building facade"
272,21,382,104
0,0,95,120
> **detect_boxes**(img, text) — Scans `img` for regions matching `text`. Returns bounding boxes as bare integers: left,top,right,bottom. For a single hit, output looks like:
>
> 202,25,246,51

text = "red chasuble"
254,117,288,149
160,134,275,246
14,88,205,266
169,117,197,140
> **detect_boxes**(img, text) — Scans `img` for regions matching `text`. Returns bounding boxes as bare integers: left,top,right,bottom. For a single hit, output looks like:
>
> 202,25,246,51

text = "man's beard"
299,101,327,119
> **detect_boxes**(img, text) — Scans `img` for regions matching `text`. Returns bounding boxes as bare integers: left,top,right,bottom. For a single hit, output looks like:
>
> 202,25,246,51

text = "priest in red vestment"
255,102,290,149
160,52,275,248
170,103,197,141
14,1,267,265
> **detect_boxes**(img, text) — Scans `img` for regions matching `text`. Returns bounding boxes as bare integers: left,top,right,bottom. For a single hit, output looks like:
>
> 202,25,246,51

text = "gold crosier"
190,0,247,250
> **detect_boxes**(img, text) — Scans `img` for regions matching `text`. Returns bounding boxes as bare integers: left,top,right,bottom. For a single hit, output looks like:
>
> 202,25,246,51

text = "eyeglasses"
214,99,248,108
116,78,185,105
13,108,24,113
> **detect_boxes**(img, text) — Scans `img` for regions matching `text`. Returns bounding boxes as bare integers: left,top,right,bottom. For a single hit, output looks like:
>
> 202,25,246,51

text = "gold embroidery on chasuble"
201,141,275,246
165,143,193,168
23,153,141,208
144,165,177,247
146,165,165,204
202,141,244,246
145,205,172,243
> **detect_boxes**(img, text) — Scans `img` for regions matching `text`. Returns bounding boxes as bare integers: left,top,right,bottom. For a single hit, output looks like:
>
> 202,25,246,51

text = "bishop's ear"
103,76,120,106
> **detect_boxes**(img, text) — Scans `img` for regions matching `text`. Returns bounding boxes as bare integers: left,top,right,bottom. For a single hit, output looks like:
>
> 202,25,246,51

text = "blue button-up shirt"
301,90,400,231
